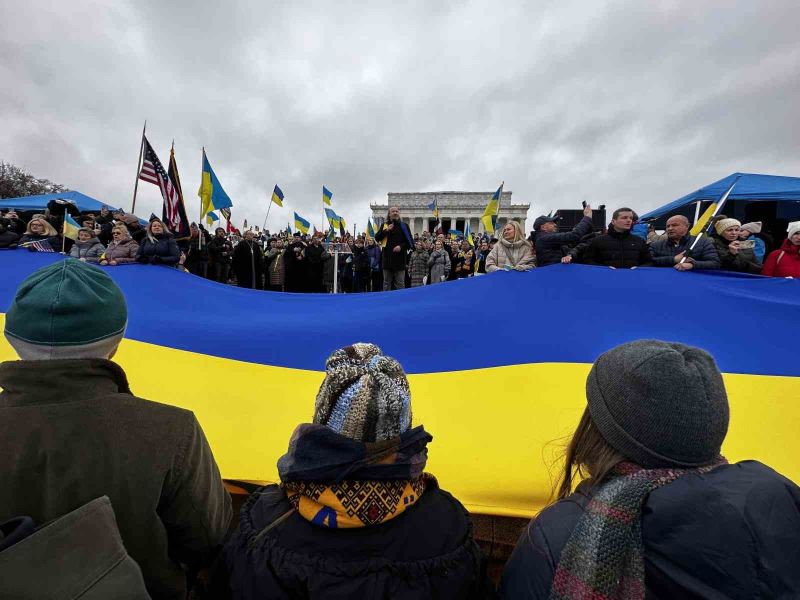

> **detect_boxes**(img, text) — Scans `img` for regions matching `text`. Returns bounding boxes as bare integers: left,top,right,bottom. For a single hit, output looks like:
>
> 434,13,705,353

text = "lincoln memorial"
370,191,530,236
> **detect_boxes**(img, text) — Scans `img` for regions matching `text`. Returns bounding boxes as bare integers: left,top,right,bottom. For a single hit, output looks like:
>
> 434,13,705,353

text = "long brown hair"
554,407,626,501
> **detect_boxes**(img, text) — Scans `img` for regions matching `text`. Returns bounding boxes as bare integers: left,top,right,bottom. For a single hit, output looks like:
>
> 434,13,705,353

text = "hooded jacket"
0,496,150,599
68,236,106,263
485,238,536,272
0,359,232,599
220,425,492,600
500,461,800,599
761,238,800,278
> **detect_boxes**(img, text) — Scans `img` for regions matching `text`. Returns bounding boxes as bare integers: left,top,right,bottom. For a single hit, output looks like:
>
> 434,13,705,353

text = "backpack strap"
776,251,786,266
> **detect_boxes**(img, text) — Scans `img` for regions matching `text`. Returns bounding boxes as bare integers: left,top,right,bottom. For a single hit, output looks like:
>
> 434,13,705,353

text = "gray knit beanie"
586,339,729,468
4,259,127,360
313,343,412,443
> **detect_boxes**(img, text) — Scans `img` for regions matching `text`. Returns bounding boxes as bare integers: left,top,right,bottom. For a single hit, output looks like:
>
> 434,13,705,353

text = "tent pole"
693,200,701,226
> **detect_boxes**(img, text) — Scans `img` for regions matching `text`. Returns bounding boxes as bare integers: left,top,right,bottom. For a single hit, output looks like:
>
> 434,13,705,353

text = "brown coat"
0,359,232,599
103,237,140,264
486,238,536,272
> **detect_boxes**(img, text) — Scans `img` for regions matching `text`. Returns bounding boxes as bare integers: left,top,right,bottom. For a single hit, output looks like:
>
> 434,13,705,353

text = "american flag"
31,240,54,253
138,136,189,236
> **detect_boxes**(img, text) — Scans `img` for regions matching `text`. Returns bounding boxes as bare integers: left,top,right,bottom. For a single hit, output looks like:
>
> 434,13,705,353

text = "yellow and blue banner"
198,150,233,219
294,212,310,234
63,214,81,241
465,221,474,246
481,183,503,234
367,220,376,239
322,186,332,206
2,252,799,517
206,211,219,226
271,185,284,207
324,208,340,230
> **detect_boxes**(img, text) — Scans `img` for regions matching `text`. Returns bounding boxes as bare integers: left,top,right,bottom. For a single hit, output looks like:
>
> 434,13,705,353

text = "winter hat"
787,221,800,239
313,343,412,443
739,221,762,234
4,259,127,360
714,218,741,235
586,339,729,468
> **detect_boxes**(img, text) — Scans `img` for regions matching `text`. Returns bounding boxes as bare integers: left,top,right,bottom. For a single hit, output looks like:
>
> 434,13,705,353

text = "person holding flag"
375,206,414,290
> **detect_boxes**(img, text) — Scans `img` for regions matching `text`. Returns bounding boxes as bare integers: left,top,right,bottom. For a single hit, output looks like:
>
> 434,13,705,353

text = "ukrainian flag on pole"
322,186,332,206
271,185,284,207
63,213,80,241
367,219,376,239
481,182,503,234
198,150,233,220
324,208,340,230
294,212,310,234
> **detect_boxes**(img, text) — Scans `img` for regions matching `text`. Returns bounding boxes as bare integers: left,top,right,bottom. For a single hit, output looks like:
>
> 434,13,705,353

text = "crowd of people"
2,201,800,289
0,260,798,599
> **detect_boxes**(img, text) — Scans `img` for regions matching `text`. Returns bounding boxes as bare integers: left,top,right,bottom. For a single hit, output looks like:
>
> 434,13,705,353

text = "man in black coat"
232,230,264,289
375,206,414,290
303,234,326,293
208,227,234,283
582,207,653,268
534,204,594,266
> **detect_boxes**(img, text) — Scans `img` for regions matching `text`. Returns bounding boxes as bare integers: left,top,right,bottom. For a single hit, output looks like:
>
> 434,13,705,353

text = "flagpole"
61,219,67,254
199,147,205,251
263,193,274,232
496,181,504,234
680,176,740,265
130,120,146,214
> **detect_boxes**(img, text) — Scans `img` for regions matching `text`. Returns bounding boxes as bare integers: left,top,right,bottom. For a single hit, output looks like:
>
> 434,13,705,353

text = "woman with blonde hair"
135,219,180,266
19,218,61,251
486,221,536,272
500,340,800,599
100,224,140,266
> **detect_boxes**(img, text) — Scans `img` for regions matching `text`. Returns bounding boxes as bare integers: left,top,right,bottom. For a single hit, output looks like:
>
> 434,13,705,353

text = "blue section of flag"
3,253,799,378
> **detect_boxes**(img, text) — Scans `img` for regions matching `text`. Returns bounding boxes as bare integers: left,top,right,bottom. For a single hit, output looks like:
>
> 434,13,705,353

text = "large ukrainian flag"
198,150,233,219
1,252,798,517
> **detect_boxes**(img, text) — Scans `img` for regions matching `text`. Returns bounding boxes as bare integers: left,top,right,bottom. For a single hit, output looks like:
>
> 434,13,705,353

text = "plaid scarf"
278,424,432,529
550,458,727,600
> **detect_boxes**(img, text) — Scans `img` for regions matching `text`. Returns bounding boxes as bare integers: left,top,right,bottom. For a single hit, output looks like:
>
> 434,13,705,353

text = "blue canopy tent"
639,173,800,231
0,191,125,214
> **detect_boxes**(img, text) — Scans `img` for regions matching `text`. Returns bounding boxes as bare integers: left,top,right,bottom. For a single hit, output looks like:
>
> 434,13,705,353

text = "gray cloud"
2,0,799,230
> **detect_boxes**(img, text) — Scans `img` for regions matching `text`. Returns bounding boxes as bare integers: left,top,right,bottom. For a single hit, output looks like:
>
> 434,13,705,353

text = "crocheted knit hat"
313,343,412,443
4,259,127,360
714,218,741,235
787,221,800,239
586,339,729,468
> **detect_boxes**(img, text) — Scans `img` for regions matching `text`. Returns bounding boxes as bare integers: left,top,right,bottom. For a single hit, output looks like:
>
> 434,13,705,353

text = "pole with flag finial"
131,120,146,214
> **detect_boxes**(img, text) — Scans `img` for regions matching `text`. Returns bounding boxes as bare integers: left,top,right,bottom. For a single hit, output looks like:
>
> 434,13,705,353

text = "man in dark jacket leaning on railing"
0,259,231,599
650,215,720,271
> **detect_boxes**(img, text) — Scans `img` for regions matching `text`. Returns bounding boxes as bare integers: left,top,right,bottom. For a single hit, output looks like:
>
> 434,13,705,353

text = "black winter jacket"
500,461,800,599
136,234,181,265
582,227,652,268
221,479,493,599
535,216,593,266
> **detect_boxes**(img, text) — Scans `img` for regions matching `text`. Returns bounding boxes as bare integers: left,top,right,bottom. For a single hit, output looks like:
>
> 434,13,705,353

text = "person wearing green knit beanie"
4,259,128,360
0,259,231,598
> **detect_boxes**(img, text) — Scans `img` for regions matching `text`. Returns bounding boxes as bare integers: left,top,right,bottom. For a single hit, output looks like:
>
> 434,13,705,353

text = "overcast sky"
2,1,799,231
